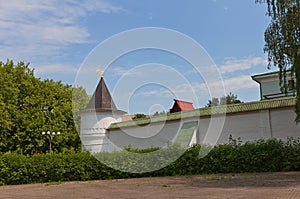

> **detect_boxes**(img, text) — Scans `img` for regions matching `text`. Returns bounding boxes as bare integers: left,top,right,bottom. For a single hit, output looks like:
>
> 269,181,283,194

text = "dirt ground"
0,172,300,199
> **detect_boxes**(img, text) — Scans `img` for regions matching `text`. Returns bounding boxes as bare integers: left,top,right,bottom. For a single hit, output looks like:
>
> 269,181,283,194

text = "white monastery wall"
108,117,199,151
200,107,299,144
269,107,300,140
81,105,300,153
107,106,300,152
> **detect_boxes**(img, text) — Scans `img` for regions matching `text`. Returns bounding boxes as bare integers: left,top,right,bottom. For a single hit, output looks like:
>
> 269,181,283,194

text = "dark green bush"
0,138,299,185
198,139,286,174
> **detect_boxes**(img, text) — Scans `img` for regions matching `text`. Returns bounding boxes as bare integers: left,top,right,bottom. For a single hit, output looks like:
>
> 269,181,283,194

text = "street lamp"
42,131,60,153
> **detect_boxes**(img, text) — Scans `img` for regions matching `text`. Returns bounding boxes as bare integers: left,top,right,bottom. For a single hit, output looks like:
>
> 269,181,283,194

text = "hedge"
0,138,299,185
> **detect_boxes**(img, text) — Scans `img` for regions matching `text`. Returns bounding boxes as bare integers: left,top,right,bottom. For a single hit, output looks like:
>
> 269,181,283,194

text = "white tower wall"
80,110,124,153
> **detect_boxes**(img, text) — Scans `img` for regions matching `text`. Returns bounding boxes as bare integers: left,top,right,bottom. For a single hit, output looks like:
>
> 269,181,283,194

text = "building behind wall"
170,99,194,113
252,69,296,100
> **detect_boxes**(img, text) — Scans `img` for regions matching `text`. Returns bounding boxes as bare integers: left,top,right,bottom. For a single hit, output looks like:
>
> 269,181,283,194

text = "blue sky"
0,0,275,114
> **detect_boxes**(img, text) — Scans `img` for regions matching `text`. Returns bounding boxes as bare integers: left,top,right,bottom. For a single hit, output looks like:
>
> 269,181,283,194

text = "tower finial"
96,69,104,77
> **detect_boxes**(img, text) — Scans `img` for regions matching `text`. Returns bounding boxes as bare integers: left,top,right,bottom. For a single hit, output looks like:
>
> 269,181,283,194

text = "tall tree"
256,0,300,122
0,60,89,154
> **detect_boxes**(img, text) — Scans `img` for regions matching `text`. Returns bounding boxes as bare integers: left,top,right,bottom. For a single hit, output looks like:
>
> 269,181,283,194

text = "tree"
206,92,243,107
256,0,300,122
0,60,89,154
72,86,90,133
153,110,167,116
132,113,148,120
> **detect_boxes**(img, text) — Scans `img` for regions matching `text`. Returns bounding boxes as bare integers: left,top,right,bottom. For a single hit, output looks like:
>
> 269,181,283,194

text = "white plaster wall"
107,107,300,151
269,107,300,140
108,121,181,150
81,106,300,153
199,107,300,145
108,118,199,150
199,110,272,145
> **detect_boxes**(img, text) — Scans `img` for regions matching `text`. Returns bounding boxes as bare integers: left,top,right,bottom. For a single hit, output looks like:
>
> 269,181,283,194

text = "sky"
0,0,275,114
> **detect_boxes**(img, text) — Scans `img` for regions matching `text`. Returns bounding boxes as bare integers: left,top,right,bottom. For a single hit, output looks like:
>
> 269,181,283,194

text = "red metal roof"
170,99,194,113
175,100,194,111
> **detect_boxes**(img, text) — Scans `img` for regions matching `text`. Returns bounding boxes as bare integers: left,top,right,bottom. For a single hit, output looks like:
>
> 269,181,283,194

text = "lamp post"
42,131,60,153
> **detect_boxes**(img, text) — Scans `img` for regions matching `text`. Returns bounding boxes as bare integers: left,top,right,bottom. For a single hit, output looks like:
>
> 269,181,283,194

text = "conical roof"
86,77,117,111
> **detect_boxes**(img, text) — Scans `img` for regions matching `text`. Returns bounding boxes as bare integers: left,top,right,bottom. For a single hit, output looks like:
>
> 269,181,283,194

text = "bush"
0,138,299,185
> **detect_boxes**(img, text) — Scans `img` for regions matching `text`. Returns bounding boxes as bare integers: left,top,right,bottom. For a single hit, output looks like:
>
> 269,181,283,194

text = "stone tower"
80,76,126,153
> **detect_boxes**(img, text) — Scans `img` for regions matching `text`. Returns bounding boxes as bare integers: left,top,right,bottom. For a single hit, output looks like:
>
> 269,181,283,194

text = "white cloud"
185,56,267,77
219,56,267,74
113,73,259,110
136,90,165,96
109,57,263,107
34,63,78,75
223,75,258,92
0,0,125,60
193,75,257,96
135,75,257,98
109,66,133,77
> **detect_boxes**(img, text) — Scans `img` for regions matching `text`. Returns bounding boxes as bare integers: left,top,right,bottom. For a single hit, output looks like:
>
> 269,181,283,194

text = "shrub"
0,138,299,185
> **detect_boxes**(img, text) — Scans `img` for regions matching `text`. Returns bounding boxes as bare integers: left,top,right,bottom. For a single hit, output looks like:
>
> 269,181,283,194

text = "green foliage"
206,92,243,107
255,0,300,122
132,113,148,120
153,110,167,116
94,144,186,174
0,60,89,154
199,139,286,173
72,86,90,132
124,146,160,153
0,138,299,185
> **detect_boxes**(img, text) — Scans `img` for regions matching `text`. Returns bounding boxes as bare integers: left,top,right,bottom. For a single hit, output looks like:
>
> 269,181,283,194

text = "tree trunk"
295,49,300,123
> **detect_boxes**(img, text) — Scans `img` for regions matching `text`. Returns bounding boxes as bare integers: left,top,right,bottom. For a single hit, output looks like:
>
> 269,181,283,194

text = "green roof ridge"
251,68,292,79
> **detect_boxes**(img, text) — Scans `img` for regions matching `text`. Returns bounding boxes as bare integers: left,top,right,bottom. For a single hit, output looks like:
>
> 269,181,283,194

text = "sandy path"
0,172,299,199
